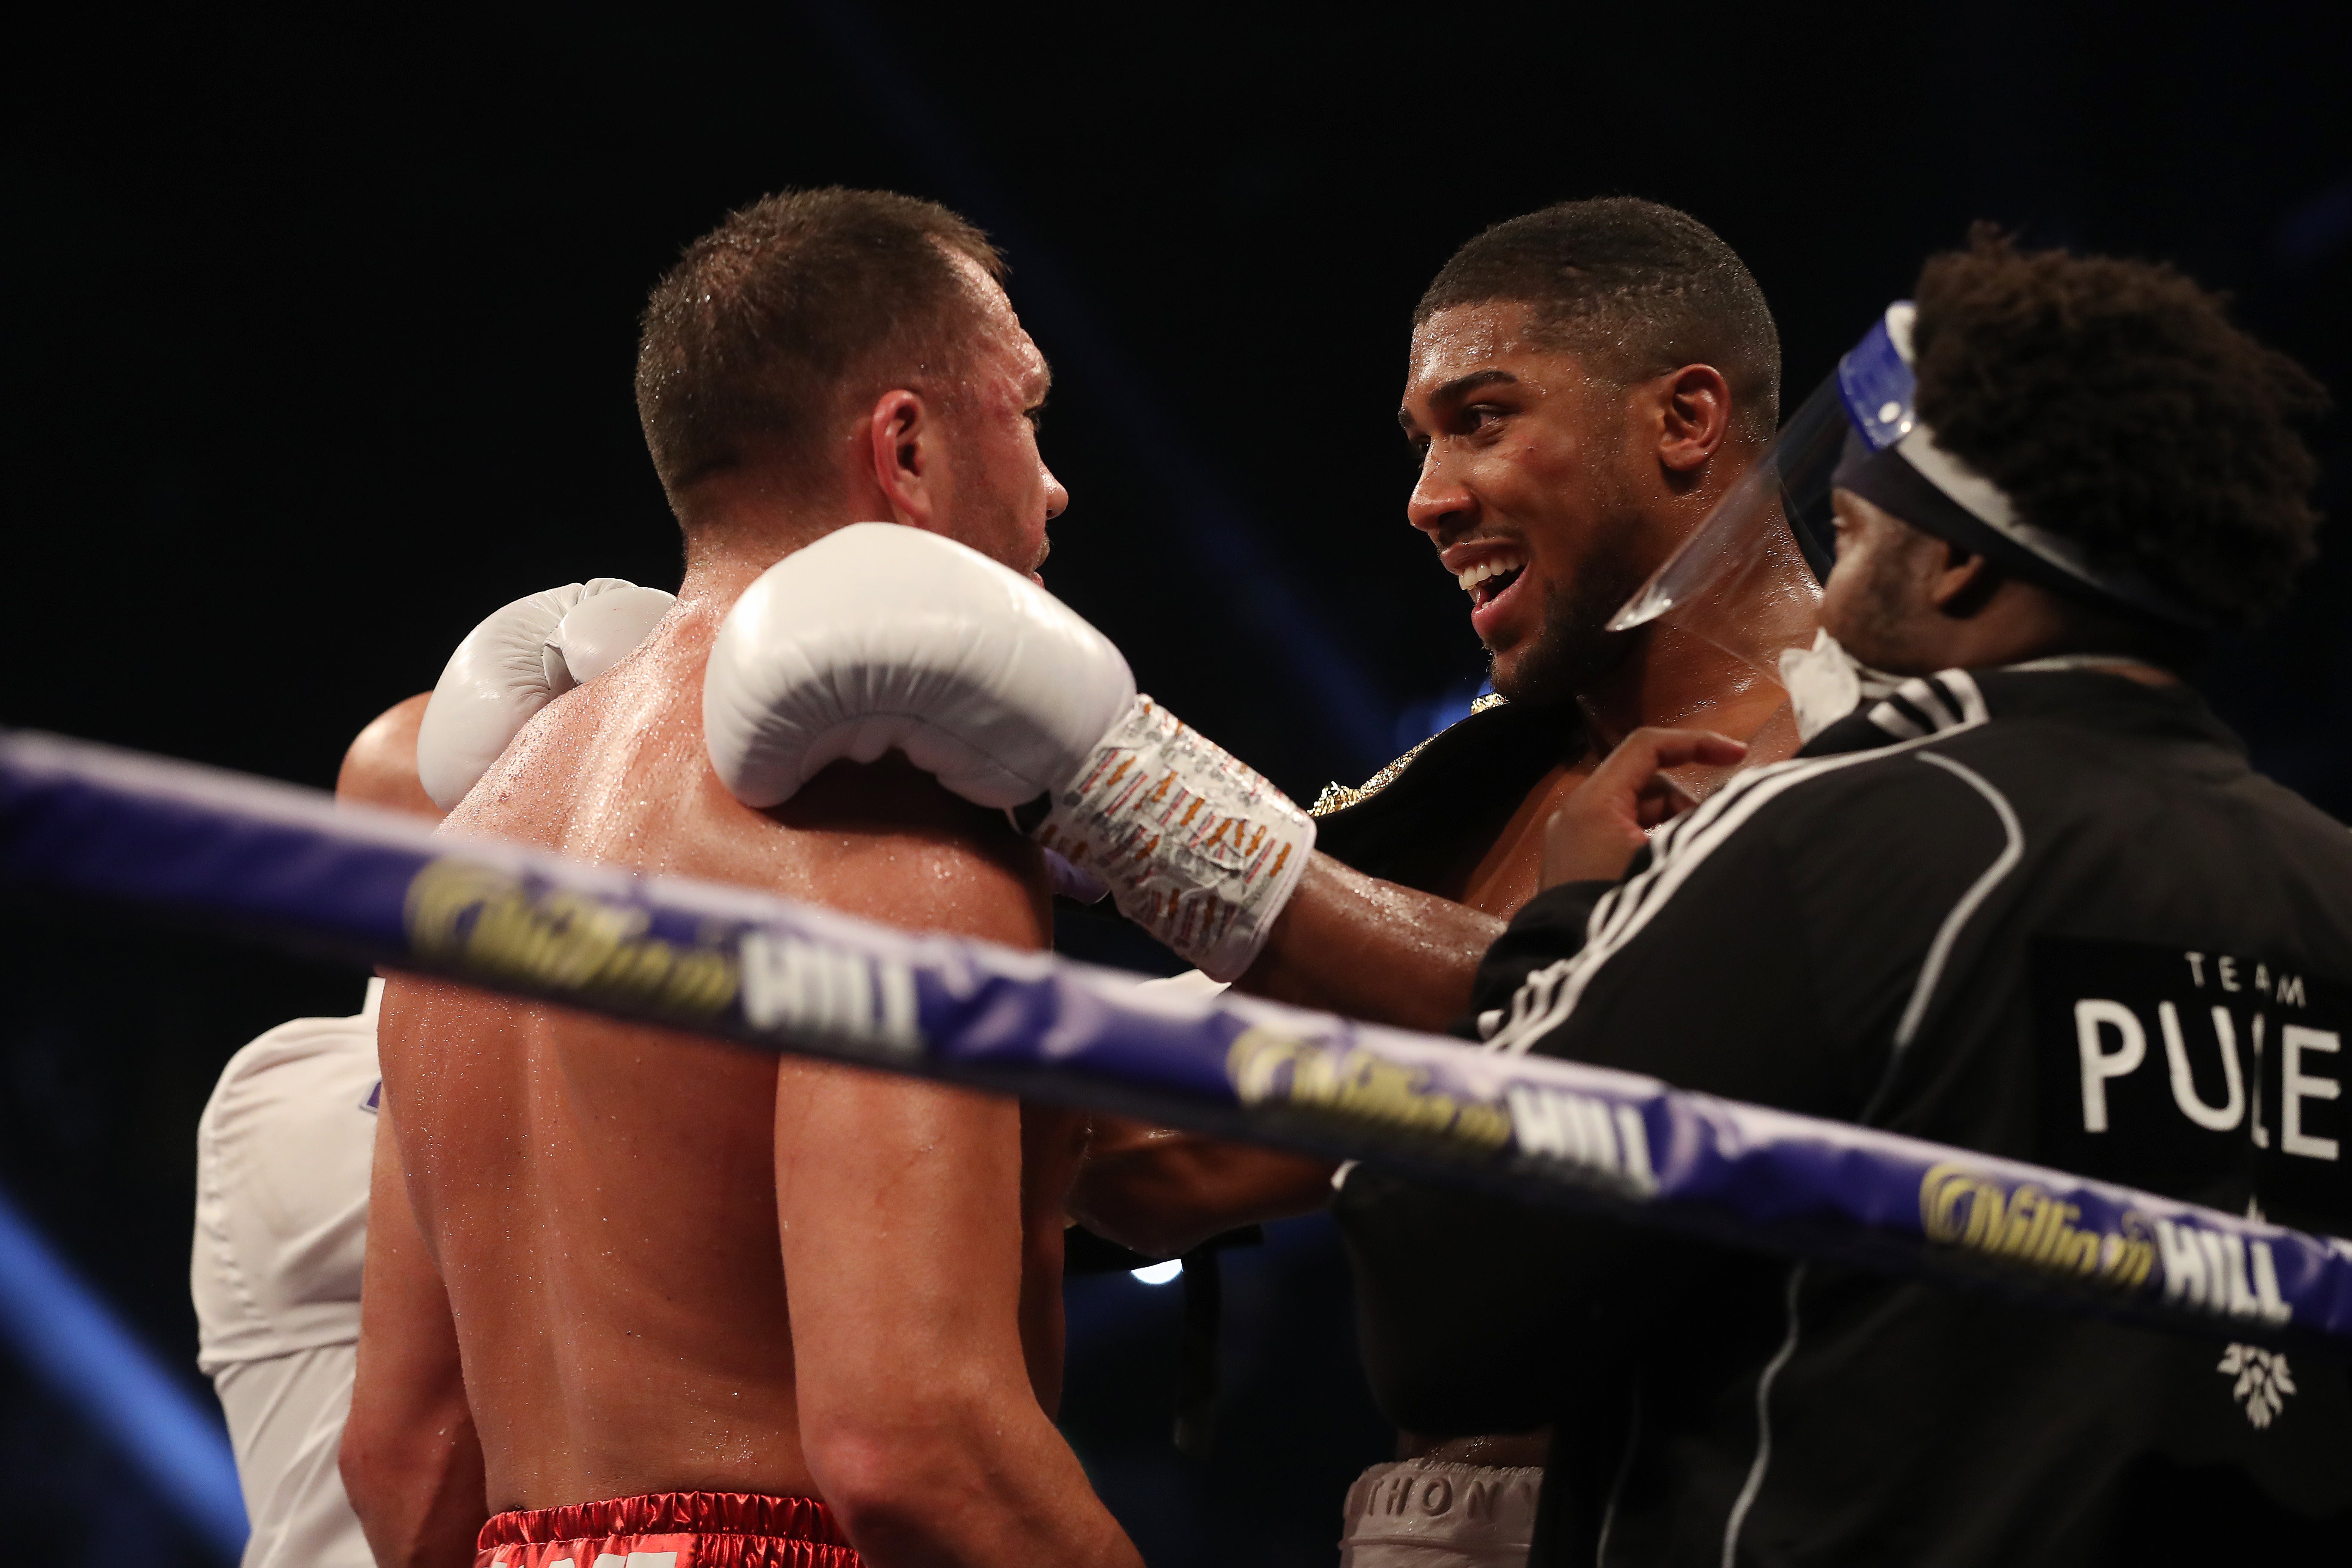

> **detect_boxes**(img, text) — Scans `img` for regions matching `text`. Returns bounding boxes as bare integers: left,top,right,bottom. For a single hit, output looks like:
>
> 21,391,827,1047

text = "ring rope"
4,727,2346,1349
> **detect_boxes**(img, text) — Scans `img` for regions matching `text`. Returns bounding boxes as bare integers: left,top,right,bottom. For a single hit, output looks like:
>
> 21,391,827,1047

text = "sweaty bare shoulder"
448,641,1051,950
773,753,1053,950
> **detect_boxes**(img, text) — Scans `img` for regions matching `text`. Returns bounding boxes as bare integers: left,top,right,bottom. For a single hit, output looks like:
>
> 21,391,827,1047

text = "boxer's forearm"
1238,853,1505,1032
1069,1119,1336,1259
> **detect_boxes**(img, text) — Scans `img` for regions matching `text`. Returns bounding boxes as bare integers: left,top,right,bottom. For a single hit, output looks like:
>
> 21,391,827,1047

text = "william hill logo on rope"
1917,1162,2294,1329
736,930,919,1055
2020,936,2344,1332
1502,1083,1657,1195
402,859,919,1054
1226,1029,1511,1152
404,860,738,1016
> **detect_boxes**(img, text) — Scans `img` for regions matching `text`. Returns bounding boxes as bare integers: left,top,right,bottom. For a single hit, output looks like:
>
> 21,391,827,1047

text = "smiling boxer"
1069,201,1816,1260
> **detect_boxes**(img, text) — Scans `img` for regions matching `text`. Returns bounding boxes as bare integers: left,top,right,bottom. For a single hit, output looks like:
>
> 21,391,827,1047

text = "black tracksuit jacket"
1336,667,2352,1565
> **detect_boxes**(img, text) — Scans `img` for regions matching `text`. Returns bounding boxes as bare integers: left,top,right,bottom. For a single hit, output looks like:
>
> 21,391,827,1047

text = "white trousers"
1337,1459,1543,1568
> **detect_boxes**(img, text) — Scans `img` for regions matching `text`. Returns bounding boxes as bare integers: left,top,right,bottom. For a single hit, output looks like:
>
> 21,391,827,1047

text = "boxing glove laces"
703,524,1314,981
417,577,677,808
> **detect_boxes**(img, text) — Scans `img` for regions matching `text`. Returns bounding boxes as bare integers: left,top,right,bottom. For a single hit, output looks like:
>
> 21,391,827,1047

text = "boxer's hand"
1540,727,1746,888
704,523,1314,980
416,578,674,808
703,522,1138,810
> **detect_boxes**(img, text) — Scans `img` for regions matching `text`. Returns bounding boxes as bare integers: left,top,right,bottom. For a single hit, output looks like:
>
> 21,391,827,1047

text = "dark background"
4,4,2348,1563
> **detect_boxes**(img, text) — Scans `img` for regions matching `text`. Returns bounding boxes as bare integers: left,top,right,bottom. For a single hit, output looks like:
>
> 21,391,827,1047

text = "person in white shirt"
192,694,440,1568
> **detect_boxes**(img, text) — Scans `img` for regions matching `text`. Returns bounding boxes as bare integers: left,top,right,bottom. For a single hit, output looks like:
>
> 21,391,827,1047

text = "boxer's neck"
676,526,825,608
674,505,862,610
674,454,909,607
1567,505,1822,755
1573,606,1806,756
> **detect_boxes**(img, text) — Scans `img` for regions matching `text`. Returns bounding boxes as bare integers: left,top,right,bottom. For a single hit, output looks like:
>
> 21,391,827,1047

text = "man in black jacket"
1337,230,2351,1563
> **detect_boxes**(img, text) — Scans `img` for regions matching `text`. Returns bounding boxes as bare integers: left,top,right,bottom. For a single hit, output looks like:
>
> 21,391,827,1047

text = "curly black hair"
1911,227,2328,631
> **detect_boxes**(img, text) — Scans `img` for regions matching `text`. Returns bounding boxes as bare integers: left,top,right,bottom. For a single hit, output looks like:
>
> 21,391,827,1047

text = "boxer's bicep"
775,1065,1031,1441
763,768,1057,1385
343,1106,485,1567
777,1072,1138,1564
763,806,1049,1334
766,762,1148,1556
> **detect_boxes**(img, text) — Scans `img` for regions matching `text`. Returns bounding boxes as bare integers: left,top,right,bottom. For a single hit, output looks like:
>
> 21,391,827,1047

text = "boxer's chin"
1481,585,1557,702
1489,581,1633,705
1486,641,1543,705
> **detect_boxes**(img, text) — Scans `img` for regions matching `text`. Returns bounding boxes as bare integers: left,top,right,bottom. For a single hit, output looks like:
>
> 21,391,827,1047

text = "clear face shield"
1606,303,1921,683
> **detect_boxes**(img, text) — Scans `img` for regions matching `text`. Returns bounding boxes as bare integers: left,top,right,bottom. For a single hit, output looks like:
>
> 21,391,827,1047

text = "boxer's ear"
1655,363,1733,474
866,388,943,529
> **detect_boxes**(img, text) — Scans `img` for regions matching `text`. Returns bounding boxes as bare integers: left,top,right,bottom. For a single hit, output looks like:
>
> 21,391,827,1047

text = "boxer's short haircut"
1913,226,2327,631
1416,198,1781,439
635,187,1004,500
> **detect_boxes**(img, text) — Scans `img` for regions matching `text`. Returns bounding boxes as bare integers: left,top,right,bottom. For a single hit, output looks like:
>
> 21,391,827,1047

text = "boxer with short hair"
196,694,441,1568
342,188,1140,1568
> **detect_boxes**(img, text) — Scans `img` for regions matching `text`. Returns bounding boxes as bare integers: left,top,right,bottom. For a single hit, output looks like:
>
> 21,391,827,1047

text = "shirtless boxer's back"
343,189,1140,1568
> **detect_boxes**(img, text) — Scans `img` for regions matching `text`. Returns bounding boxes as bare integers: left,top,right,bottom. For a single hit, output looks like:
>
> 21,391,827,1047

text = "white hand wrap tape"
1035,695,1314,982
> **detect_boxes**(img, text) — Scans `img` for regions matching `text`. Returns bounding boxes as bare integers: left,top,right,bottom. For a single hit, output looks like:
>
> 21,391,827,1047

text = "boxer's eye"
1462,403,1510,435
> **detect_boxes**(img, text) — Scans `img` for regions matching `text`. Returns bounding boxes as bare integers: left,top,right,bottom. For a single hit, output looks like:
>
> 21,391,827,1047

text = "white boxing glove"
704,523,1314,980
417,578,676,809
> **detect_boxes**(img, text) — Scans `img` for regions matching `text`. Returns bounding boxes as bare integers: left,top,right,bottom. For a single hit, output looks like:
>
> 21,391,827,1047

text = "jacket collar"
1800,664,2245,762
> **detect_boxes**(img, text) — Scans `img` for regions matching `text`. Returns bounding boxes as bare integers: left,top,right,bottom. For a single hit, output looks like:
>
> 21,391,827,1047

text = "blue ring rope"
4,728,2347,1351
